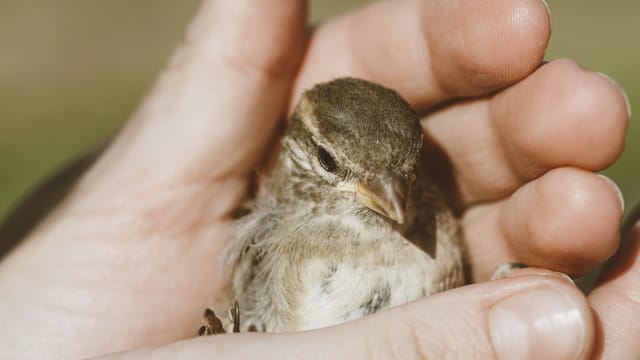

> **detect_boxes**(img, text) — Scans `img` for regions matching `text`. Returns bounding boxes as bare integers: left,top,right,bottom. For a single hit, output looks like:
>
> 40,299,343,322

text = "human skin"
0,0,635,359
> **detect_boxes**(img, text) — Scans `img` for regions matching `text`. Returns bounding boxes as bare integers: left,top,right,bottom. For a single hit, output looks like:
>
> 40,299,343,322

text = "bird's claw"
198,308,226,336
230,300,240,333
197,301,241,336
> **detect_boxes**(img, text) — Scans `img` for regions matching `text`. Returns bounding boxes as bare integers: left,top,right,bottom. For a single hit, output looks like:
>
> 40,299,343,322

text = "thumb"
98,271,594,360
82,0,307,201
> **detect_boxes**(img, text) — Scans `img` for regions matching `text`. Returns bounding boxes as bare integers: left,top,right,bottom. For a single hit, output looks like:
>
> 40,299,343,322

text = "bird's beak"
339,174,410,224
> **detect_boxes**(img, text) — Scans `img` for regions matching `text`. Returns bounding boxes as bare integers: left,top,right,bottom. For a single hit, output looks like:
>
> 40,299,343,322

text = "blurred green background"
1,0,638,222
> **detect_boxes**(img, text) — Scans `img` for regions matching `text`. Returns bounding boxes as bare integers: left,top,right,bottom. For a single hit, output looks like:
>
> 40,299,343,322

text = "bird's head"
277,78,423,224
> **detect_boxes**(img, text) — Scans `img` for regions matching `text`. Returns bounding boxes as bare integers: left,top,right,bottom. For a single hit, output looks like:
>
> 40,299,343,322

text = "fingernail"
491,263,527,280
596,72,632,118
539,0,552,30
597,174,625,212
550,271,575,285
490,288,588,360
491,264,575,285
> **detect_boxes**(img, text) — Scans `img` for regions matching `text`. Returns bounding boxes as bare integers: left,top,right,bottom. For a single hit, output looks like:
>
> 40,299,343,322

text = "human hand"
0,0,632,359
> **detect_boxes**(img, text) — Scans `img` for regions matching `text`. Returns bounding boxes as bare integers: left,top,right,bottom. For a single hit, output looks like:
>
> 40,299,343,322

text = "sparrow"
199,77,465,334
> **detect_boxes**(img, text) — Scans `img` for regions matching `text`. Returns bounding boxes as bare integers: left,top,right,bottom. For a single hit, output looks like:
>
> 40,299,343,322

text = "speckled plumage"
219,78,465,332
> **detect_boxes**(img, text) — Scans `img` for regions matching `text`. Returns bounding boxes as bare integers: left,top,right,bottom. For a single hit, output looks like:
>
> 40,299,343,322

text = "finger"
588,217,640,358
82,0,306,199
462,168,623,281
293,0,551,112
97,273,593,360
422,59,630,208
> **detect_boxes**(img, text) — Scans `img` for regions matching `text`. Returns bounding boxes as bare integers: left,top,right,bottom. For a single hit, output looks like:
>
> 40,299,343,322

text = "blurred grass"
0,0,638,222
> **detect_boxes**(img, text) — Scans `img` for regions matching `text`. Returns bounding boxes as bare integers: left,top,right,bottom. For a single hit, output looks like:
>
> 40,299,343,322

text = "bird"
199,77,466,335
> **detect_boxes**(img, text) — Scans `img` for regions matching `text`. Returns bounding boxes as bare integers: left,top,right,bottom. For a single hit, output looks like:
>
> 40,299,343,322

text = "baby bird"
200,78,465,334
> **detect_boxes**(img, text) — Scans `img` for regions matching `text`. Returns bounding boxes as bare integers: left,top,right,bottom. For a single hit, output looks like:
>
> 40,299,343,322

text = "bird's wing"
219,196,279,279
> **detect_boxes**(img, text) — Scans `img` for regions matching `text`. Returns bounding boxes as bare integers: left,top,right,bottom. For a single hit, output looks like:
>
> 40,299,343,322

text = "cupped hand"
0,0,633,359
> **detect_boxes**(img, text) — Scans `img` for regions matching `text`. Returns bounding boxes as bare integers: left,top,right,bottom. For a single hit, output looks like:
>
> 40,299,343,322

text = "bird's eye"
318,146,337,173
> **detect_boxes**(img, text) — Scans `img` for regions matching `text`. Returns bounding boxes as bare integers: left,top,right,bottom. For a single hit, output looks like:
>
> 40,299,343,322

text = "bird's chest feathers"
287,214,437,330
295,257,427,330
234,206,462,332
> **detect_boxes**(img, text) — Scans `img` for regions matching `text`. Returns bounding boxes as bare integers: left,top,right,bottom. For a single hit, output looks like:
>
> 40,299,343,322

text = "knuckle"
367,310,488,360
529,168,621,265
546,60,627,167
440,0,551,91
